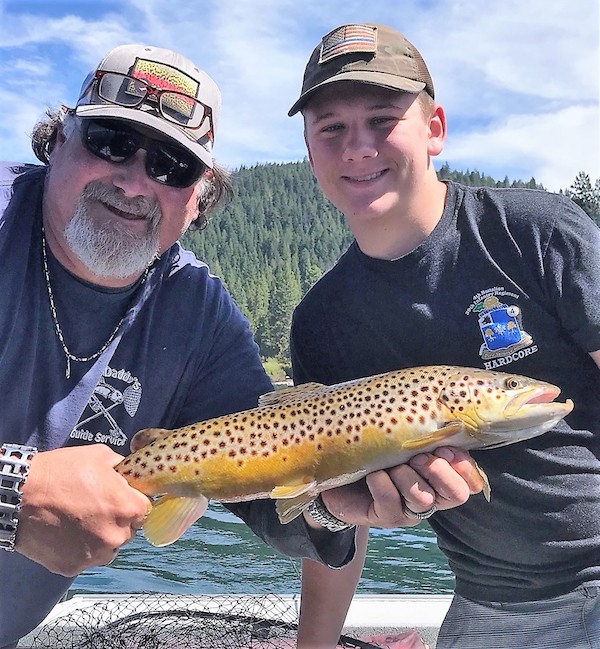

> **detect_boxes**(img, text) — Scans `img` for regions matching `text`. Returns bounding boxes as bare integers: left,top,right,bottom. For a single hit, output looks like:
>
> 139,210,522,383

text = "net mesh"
26,593,391,649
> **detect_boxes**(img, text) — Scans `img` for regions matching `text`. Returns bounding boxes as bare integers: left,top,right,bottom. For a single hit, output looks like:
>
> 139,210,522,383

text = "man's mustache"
82,182,161,222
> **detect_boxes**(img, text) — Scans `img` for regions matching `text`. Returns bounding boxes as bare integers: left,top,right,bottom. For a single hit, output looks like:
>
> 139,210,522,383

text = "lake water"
71,504,454,597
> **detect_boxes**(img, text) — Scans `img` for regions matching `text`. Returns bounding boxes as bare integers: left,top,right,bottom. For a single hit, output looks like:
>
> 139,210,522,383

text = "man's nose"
342,128,378,162
111,150,153,197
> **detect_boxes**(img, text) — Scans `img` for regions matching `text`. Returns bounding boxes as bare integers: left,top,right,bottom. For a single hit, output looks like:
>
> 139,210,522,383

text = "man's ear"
427,104,447,157
48,122,68,163
55,123,68,146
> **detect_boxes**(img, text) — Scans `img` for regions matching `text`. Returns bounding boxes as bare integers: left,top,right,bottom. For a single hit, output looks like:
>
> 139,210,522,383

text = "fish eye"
504,377,522,390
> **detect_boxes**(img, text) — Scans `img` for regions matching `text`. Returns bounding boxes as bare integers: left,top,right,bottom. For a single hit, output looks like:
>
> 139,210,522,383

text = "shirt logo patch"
69,366,142,448
466,288,537,369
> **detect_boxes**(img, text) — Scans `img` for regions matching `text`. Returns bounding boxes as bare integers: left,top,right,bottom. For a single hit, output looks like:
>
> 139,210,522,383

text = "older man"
0,44,357,647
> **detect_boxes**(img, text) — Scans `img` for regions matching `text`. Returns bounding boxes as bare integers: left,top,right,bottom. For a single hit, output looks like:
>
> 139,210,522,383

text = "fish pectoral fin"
130,427,173,452
270,480,317,500
143,494,209,547
400,422,466,450
258,383,325,407
271,481,317,524
475,462,492,502
275,493,315,524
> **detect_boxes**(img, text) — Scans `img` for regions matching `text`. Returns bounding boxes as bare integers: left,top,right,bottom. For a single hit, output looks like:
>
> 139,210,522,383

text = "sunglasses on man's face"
80,119,206,188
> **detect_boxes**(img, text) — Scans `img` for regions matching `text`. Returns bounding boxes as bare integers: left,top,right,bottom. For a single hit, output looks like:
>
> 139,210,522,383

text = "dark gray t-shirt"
291,181,600,602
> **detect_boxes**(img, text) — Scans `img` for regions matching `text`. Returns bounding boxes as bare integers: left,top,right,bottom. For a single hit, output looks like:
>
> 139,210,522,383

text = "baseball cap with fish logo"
75,44,219,168
288,23,434,116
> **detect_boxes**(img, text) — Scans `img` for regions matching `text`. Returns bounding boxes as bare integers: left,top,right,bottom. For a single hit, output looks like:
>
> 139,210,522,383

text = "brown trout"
116,366,573,546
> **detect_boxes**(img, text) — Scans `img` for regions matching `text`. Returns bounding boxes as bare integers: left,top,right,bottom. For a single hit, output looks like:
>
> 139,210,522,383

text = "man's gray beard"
65,182,162,279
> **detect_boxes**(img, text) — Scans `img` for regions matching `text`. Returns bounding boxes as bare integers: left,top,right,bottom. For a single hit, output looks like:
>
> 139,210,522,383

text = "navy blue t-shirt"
0,166,354,646
291,181,600,603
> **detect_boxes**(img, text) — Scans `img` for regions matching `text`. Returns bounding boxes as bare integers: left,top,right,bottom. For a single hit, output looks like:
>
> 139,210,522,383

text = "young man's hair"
417,90,435,118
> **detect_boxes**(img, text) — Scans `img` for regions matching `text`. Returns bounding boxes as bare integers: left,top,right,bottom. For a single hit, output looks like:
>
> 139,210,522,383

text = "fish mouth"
479,386,573,449
503,384,564,418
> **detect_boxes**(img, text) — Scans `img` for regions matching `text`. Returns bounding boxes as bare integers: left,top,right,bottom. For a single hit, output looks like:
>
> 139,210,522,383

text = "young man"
0,44,361,648
289,23,600,649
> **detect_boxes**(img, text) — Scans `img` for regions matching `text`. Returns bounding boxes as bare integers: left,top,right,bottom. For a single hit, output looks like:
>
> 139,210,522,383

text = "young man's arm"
296,448,485,648
297,526,369,649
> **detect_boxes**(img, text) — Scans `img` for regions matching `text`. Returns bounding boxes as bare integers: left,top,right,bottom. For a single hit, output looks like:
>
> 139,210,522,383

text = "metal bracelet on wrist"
0,443,38,551
306,494,355,533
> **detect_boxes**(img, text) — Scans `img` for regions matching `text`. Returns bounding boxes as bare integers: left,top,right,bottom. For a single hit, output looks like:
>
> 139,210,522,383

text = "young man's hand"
315,447,484,528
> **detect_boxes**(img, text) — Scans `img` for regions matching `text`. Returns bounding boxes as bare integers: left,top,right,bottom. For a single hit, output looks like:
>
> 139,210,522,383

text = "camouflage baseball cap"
288,23,434,116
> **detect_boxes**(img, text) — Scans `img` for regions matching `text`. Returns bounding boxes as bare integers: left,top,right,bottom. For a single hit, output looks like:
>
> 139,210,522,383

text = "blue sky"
0,0,598,192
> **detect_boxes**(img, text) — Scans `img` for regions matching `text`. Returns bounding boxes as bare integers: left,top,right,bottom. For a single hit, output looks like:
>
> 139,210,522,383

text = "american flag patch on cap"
319,24,377,64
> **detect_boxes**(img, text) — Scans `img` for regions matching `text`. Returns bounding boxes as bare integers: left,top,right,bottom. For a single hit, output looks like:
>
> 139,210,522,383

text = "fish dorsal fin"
130,427,172,452
400,422,465,450
258,383,325,407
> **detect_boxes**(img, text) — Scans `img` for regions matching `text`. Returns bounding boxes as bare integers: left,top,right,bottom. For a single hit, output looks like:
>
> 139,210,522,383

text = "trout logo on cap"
128,58,200,122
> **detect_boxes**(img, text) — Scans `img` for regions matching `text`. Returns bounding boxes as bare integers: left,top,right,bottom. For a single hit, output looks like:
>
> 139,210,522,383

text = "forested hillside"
181,160,598,367
182,160,353,364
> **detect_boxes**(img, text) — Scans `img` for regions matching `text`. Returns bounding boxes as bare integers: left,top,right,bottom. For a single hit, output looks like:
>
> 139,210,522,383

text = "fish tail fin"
143,494,209,547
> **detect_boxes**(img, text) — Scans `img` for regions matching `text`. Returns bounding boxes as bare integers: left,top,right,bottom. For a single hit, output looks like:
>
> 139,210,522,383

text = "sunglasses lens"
83,120,140,162
146,144,204,188
82,119,203,188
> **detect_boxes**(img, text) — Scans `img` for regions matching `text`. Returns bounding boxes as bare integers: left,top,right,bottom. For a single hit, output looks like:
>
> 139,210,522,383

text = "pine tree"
568,172,600,224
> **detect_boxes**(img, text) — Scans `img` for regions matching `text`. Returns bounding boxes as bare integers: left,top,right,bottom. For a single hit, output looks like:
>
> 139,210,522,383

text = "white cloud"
443,105,599,191
0,0,597,189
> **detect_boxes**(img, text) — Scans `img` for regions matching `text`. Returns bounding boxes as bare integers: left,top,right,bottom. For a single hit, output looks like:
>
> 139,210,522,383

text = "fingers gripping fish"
115,366,573,546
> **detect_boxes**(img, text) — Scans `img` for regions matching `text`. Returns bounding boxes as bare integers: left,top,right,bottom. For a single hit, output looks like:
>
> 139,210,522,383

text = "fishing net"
25,593,428,649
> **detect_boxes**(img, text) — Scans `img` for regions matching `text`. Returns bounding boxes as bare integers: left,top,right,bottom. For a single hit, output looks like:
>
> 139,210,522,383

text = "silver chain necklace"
41,225,147,379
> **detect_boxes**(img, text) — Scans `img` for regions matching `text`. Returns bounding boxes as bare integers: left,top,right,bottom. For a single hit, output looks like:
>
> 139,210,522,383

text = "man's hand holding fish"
313,446,485,530
18,445,152,577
